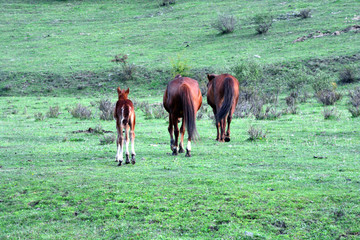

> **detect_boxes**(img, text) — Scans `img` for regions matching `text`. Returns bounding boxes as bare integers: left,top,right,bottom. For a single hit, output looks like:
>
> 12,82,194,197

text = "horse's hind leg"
172,115,179,155
179,121,185,153
124,124,130,164
225,114,232,142
185,138,191,157
130,120,136,165
115,121,124,166
168,114,175,152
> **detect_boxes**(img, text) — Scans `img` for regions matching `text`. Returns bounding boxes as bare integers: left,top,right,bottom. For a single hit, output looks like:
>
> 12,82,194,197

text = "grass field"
1,0,360,239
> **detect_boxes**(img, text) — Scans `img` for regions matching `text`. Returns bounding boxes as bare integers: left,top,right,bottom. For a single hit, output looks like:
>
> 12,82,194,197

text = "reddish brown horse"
207,74,239,142
163,75,202,157
114,87,136,166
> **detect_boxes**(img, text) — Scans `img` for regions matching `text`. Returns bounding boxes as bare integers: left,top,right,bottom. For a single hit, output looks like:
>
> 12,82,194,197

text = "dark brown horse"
207,74,239,142
163,75,202,157
114,87,136,166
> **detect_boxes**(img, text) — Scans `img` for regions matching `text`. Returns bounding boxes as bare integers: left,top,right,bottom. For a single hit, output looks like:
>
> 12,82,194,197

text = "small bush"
316,89,342,105
138,102,167,119
339,65,358,84
2,84,12,91
111,54,137,80
159,0,175,6
70,104,92,119
254,13,273,34
231,60,263,86
247,125,267,141
311,71,333,93
99,99,114,120
47,106,60,118
212,13,237,34
94,124,104,134
170,55,191,78
322,107,340,120
299,9,311,19
285,93,298,114
348,87,360,117
100,134,116,145
34,112,45,121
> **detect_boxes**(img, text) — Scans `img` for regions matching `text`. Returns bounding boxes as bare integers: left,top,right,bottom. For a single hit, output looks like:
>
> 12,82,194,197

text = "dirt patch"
72,128,113,134
293,25,360,43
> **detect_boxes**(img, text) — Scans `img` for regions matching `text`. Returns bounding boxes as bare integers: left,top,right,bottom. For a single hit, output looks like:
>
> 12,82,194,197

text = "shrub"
339,65,358,84
254,13,273,34
99,99,114,120
348,87,360,117
100,134,116,145
316,89,342,105
70,104,92,119
212,13,237,34
138,102,167,119
299,9,312,19
2,84,12,91
111,54,137,80
247,125,267,141
311,71,333,93
47,106,60,118
34,112,45,121
231,60,263,86
94,124,104,134
285,93,298,114
322,107,340,120
159,0,175,6
170,55,191,78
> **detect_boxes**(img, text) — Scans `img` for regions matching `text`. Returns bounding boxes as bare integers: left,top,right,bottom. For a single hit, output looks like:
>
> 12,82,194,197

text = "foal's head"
117,87,130,100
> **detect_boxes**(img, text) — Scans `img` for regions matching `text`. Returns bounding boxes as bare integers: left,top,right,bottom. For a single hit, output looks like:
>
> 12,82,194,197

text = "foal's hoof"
125,154,130,164
178,147,185,153
172,150,178,156
185,150,191,157
224,137,231,142
117,161,122,166
131,154,136,165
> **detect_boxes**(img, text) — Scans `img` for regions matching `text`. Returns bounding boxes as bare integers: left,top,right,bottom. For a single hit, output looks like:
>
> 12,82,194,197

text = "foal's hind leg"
124,124,130,164
115,121,124,166
178,121,185,153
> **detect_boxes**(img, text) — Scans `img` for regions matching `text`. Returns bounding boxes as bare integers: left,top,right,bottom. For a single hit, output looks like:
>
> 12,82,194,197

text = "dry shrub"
348,87,360,117
316,89,342,105
100,134,115,145
299,9,311,19
212,13,237,34
47,106,60,118
70,104,92,119
99,99,114,120
322,107,340,120
254,13,273,34
111,54,137,80
159,0,175,6
138,102,167,119
247,125,267,141
34,112,45,121
339,65,358,84
285,93,298,114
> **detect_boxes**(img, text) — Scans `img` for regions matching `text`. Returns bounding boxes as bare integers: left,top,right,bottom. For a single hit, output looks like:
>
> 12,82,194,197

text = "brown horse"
114,87,136,166
207,74,239,142
163,75,202,157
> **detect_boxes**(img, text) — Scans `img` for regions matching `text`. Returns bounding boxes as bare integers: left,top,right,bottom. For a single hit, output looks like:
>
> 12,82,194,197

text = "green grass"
1,0,360,238
1,96,360,239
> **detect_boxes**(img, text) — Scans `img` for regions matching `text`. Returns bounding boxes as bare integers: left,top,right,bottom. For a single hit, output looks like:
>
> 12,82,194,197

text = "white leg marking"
186,140,191,151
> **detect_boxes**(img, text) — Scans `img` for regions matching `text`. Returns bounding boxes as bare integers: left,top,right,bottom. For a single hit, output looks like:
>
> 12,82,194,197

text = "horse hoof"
179,148,185,153
225,137,230,142
117,161,122,166
131,155,136,164
172,151,178,156
185,150,191,157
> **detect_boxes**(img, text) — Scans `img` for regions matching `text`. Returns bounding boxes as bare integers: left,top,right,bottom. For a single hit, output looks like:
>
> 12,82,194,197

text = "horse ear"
207,74,216,81
125,88,129,94
117,87,121,94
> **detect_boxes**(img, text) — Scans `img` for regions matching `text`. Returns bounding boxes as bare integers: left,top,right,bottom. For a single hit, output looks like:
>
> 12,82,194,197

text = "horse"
114,87,136,166
207,74,239,142
163,75,202,157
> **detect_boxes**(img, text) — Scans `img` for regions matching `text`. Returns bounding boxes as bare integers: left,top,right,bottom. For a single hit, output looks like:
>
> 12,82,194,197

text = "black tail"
216,77,234,122
180,85,198,140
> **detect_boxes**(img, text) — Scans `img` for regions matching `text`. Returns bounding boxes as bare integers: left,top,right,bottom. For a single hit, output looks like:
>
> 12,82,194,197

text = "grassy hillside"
1,0,359,74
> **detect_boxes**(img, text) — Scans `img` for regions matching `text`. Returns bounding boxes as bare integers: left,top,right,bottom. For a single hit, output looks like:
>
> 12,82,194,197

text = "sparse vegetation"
99,99,114,121
254,13,274,34
111,54,137,81
70,104,92,119
170,55,191,78
316,89,342,105
138,101,167,119
299,9,312,19
212,13,237,34
348,87,360,117
159,0,175,6
322,107,340,120
34,112,45,121
339,65,358,84
99,134,116,145
247,125,267,141
46,106,60,118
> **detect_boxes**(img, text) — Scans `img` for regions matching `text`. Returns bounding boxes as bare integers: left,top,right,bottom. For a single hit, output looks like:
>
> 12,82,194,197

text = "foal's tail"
180,85,198,140
216,77,235,122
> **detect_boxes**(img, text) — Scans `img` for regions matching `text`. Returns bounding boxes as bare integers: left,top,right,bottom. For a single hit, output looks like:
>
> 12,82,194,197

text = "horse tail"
180,85,198,140
216,77,234,122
